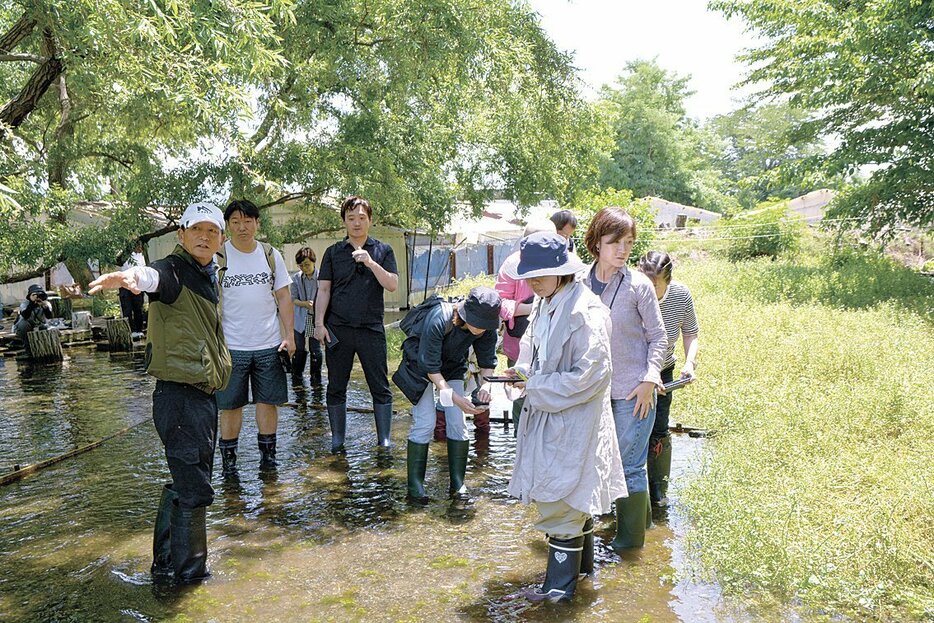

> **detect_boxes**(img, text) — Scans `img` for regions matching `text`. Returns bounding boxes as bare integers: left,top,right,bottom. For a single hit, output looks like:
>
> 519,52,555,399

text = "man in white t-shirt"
216,199,295,476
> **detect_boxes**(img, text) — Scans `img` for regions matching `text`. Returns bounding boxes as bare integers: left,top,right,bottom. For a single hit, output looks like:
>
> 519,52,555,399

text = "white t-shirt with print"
219,241,291,351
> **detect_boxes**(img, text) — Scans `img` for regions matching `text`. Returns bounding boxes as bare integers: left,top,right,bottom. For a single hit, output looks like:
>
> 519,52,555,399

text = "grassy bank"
673,240,934,620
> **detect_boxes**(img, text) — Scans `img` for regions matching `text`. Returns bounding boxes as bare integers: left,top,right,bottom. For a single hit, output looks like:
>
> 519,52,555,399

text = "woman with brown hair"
582,207,667,550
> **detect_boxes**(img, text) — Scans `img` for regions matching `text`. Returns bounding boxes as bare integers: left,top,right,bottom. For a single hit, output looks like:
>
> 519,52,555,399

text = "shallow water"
0,349,802,622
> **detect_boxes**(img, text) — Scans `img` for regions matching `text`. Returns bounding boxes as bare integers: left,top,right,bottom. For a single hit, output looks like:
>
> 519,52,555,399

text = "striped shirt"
658,281,699,370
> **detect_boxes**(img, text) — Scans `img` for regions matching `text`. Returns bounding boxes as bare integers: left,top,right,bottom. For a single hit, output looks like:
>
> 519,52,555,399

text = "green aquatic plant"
674,242,934,621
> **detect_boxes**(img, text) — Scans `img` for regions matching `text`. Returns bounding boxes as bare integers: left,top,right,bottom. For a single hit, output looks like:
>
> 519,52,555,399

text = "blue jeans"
611,396,656,494
409,380,467,443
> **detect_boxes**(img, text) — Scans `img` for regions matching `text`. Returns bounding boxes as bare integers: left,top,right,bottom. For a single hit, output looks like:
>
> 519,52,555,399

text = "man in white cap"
89,202,231,585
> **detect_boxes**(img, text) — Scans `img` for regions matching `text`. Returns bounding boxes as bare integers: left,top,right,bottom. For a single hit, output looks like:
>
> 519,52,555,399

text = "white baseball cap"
180,202,225,230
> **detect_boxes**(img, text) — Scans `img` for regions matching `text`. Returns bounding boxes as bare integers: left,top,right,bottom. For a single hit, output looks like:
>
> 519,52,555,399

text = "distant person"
290,247,323,387
14,284,52,357
550,209,578,252
583,207,667,551
639,251,699,509
314,196,398,453
216,199,295,476
393,287,500,504
493,218,556,434
119,241,147,338
504,232,626,602
89,202,231,584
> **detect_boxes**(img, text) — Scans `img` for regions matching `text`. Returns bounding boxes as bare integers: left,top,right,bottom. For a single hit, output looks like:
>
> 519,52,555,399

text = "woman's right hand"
453,393,483,415
626,381,656,420
502,368,526,390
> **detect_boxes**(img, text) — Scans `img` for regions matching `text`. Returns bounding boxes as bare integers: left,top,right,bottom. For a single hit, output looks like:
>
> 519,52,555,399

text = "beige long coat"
507,280,628,515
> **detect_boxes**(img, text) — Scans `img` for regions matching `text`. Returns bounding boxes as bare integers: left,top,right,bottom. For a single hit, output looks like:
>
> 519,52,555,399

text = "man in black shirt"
314,196,398,453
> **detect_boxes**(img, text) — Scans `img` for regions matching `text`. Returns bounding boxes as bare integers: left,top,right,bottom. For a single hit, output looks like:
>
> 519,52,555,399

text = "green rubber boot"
647,434,672,507
610,491,649,550
406,440,430,504
447,439,470,501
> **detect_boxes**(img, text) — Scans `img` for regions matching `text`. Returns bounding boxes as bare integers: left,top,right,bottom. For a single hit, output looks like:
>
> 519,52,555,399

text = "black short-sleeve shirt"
319,236,397,330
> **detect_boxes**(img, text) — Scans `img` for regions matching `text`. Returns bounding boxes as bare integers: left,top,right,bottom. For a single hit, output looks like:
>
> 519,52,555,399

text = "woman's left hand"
680,360,696,380
475,383,492,404
625,381,656,420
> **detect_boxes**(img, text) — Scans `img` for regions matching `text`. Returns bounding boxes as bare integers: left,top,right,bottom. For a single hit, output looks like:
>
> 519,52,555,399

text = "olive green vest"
144,246,232,392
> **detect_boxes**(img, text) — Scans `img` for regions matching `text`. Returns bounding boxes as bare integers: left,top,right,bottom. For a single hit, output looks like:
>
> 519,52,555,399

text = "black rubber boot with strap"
648,434,672,507
219,438,238,477
258,433,277,471
523,535,584,602
579,516,595,576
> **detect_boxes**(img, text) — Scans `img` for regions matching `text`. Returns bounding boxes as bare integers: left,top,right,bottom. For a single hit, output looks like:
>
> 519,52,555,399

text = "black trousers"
152,381,217,509
324,324,392,406
119,288,145,333
651,365,675,440
292,329,322,380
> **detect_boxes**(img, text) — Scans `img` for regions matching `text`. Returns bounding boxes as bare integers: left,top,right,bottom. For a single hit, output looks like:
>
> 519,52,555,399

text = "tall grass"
673,241,934,620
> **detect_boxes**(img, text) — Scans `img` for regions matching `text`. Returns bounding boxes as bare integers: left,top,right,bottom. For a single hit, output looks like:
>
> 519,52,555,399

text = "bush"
674,248,934,621
719,201,804,262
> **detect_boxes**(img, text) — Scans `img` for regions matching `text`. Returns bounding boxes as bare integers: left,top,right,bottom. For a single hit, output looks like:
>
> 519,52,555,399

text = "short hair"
224,199,260,222
584,207,637,258
550,209,578,231
639,251,673,284
340,195,372,220
295,247,316,264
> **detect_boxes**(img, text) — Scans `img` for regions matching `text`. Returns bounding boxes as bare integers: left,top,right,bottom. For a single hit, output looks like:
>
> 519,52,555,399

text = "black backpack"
392,294,458,404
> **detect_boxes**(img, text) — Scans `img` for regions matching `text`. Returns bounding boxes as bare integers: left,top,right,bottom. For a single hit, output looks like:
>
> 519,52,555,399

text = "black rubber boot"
170,504,209,584
406,440,430,504
374,403,393,448
151,483,178,580
579,516,595,576
327,403,347,453
291,349,307,387
610,492,649,551
219,438,238,477
447,439,470,501
309,348,323,386
648,434,672,508
524,535,584,602
258,433,277,471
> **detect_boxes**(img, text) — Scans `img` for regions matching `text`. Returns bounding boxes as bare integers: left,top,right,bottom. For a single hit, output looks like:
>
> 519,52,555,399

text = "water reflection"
0,349,808,622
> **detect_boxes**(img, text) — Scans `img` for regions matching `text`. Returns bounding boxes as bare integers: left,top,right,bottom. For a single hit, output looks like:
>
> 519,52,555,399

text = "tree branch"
54,74,71,140
0,52,43,63
0,29,64,138
250,73,297,150
0,14,37,53
78,151,134,169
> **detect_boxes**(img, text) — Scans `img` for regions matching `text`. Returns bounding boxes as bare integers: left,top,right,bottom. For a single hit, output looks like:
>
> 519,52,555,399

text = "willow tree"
0,0,599,282
712,0,934,235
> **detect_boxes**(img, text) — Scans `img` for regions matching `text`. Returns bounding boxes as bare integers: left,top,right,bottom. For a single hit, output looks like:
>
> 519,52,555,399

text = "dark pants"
119,288,145,333
324,325,392,406
292,329,322,381
152,381,217,509
652,366,675,440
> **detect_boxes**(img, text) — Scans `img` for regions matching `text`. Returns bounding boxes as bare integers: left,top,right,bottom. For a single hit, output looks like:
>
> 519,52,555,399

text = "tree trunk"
105,318,133,351
27,329,63,363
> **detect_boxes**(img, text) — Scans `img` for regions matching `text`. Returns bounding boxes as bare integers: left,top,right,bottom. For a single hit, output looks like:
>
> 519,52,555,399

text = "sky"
527,0,761,121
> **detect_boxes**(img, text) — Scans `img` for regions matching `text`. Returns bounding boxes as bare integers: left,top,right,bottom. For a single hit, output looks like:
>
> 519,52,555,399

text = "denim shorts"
215,347,288,410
